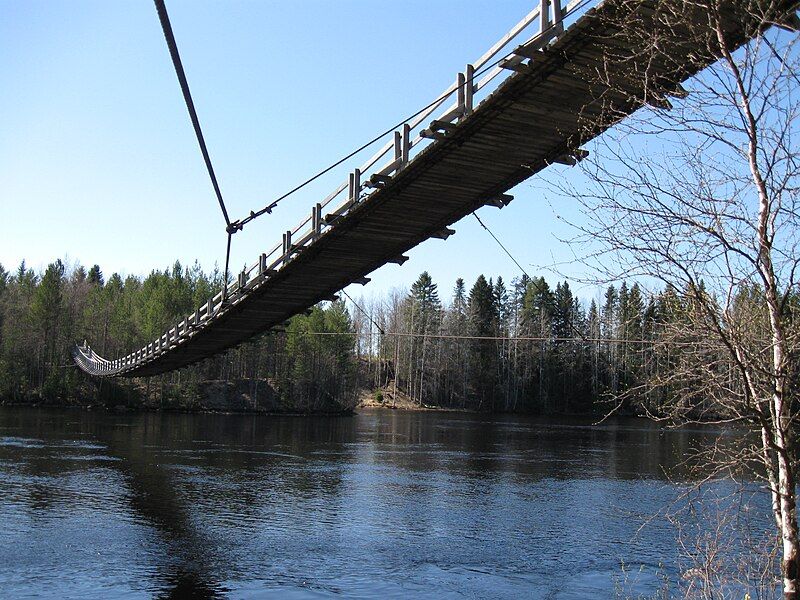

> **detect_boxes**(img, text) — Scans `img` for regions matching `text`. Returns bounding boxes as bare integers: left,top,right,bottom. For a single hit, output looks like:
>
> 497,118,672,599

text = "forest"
0,257,785,416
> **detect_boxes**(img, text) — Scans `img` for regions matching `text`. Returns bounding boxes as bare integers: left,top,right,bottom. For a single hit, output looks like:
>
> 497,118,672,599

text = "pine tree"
552,281,575,340
408,271,441,334
30,260,66,392
87,265,104,287
494,276,510,334
468,275,497,407
521,277,553,334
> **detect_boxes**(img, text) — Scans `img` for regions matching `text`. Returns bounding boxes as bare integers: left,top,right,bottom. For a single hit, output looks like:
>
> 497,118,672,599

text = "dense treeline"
355,271,627,412
355,271,798,416
1,258,788,415
0,259,356,412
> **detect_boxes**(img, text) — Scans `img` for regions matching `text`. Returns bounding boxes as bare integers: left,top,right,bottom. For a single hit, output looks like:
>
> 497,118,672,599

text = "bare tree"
558,0,800,595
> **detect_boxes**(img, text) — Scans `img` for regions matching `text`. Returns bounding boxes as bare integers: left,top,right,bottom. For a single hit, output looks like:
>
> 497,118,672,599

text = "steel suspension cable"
153,0,232,230
341,290,385,335
267,329,721,346
472,212,531,279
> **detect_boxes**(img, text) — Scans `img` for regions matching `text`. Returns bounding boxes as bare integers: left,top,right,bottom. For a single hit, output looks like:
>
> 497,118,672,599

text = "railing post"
208,297,214,317
540,0,551,34
283,230,292,263
401,123,411,167
259,253,267,275
348,169,361,203
394,131,402,164
552,0,564,34
312,203,322,240
465,64,474,116
348,172,354,202
457,72,465,115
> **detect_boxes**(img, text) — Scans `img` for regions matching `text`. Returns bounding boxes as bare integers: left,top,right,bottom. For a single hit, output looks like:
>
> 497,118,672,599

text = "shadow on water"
99,417,228,599
0,409,229,598
1,408,365,598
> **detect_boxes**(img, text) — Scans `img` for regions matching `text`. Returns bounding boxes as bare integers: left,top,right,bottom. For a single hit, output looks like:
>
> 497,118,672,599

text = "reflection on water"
0,407,759,598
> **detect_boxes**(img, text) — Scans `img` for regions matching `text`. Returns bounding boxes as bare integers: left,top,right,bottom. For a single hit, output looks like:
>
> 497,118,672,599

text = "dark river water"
0,407,765,598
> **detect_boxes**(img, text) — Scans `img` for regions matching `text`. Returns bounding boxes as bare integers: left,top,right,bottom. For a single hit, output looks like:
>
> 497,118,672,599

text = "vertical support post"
259,253,267,275
348,172,354,202
394,131,402,165
465,64,474,116
553,0,564,33
207,296,214,317
283,230,292,263
348,169,361,203
540,0,551,33
457,72,465,116
402,123,411,166
312,203,322,240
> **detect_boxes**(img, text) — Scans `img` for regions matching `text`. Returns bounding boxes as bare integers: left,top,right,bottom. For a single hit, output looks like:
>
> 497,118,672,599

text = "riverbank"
0,376,357,416
357,386,474,412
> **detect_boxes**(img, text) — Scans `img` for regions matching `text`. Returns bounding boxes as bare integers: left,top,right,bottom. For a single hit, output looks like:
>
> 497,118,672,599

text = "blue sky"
1,0,598,306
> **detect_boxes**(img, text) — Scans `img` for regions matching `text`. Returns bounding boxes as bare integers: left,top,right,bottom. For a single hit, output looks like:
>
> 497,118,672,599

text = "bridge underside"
76,0,799,377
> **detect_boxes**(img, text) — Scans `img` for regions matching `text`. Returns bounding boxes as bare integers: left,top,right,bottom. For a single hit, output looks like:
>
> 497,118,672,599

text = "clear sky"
1,0,599,306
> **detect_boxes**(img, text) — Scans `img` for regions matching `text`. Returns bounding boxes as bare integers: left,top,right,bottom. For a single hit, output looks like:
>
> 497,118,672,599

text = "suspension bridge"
73,0,800,378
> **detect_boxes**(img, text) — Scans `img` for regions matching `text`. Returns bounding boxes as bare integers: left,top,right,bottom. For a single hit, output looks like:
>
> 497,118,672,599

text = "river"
0,406,769,598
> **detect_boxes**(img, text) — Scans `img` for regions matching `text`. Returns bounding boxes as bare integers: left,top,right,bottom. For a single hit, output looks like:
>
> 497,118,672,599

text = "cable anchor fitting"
226,221,244,235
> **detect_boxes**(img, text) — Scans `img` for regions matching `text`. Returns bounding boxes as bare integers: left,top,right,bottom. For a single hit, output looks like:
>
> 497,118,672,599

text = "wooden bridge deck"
74,0,800,377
